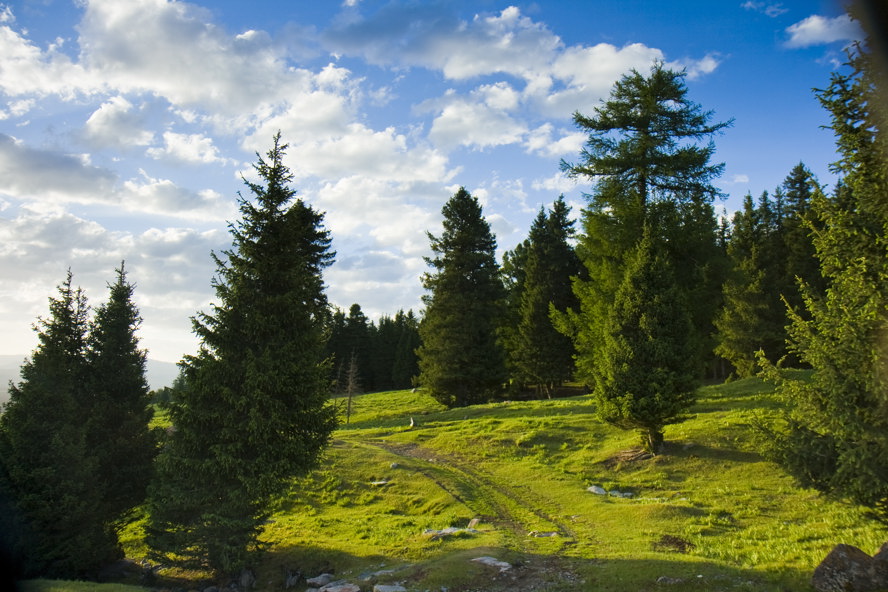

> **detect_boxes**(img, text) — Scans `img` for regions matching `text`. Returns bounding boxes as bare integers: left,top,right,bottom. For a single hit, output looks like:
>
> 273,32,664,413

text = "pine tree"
417,187,506,407
86,263,156,524
391,310,420,389
762,22,888,523
146,134,337,574
596,230,698,453
559,62,730,387
0,272,116,577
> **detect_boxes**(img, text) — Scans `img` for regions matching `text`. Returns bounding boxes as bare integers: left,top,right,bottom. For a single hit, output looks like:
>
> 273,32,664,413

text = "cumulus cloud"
428,94,527,150
0,202,225,361
0,134,117,203
525,124,585,158
82,96,155,148
147,131,233,165
785,14,863,48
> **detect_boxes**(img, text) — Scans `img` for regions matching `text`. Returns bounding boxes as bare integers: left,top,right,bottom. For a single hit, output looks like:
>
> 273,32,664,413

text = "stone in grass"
587,485,607,495
319,581,361,592
472,556,512,572
373,585,407,592
811,543,888,592
306,573,336,586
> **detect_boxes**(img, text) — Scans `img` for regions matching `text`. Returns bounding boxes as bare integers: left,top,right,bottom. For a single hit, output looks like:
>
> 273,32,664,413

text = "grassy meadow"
30,376,887,591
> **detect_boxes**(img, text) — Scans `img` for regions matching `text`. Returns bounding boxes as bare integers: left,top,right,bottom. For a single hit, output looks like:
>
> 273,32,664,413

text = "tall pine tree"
146,134,337,574
417,187,506,407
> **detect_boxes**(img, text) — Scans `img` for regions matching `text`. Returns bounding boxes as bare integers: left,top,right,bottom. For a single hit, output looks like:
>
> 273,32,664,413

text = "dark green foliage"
503,197,581,396
595,231,698,453
86,263,156,524
715,164,823,376
327,307,420,392
0,272,118,577
762,29,888,523
146,134,337,574
417,187,506,407
558,63,729,387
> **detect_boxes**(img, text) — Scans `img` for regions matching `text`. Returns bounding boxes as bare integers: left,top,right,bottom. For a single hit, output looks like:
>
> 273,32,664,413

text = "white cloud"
674,53,722,80
730,174,750,183
0,17,96,98
120,171,236,220
741,2,788,18
147,131,232,165
83,96,155,148
525,124,585,158
785,14,863,48
0,133,117,203
531,171,582,194
429,96,527,150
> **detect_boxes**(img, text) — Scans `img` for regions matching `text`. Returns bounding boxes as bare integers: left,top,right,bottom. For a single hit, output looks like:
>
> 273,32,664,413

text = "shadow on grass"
665,442,765,464
256,543,809,592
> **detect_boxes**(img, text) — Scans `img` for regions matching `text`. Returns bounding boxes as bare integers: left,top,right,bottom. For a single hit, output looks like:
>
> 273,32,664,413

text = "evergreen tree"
504,197,581,396
146,134,337,574
86,263,156,524
596,230,698,453
762,23,888,523
715,193,787,375
0,272,115,577
417,187,506,407
391,310,420,389
558,62,730,387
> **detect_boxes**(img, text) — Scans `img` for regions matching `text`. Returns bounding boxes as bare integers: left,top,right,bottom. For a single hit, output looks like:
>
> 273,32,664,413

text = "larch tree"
761,22,888,523
557,63,728,443
417,187,506,407
559,62,731,388
146,134,338,575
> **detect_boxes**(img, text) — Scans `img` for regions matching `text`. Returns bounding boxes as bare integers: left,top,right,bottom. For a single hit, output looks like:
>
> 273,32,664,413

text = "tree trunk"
645,429,665,454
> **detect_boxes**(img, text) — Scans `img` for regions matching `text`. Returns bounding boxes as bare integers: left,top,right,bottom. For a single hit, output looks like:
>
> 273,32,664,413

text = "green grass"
32,375,887,591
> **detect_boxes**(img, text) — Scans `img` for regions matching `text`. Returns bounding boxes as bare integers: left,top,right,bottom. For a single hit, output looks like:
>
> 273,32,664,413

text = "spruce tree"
86,263,156,524
505,197,581,396
0,272,115,577
146,134,337,574
559,62,730,387
417,187,506,407
391,310,420,389
761,25,888,522
596,230,698,453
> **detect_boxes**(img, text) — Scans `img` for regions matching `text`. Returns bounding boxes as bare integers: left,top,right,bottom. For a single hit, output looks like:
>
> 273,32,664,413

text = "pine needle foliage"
146,134,337,575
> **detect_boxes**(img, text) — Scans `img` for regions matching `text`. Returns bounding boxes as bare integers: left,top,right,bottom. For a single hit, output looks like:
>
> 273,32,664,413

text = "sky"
0,0,863,364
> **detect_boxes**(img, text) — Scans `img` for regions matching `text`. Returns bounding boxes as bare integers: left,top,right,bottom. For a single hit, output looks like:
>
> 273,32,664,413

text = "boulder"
587,485,607,495
812,543,888,592
307,574,336,587
373,586,406,592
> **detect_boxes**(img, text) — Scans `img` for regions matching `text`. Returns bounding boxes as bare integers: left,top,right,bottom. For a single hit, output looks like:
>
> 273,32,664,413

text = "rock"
811,543,888,592
373,586,406,592
656,576,684,584
238,569,256,590
587,485,607,495
528,531,559,537
307,573,336,587
471,556,512,572
283,568,301,589
319,582,361,592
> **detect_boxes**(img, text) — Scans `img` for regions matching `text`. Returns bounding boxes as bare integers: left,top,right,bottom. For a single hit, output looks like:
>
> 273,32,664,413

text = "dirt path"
355,439,577,554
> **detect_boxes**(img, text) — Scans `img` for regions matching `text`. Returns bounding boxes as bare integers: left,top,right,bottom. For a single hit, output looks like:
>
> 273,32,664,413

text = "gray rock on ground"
811,542,888,592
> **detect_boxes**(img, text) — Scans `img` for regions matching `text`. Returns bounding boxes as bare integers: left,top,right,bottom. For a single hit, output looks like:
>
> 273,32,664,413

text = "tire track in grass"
352,439,577,553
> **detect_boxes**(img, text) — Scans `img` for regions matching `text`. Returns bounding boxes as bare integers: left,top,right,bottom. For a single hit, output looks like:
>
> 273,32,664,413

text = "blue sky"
0,0,860,363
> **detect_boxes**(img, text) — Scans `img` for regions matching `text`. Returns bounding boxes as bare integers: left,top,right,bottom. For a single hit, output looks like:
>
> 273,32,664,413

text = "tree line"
1,5,885,582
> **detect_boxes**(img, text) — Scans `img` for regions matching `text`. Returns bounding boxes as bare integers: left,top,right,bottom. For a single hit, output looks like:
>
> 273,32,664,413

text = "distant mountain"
0,355,179,406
